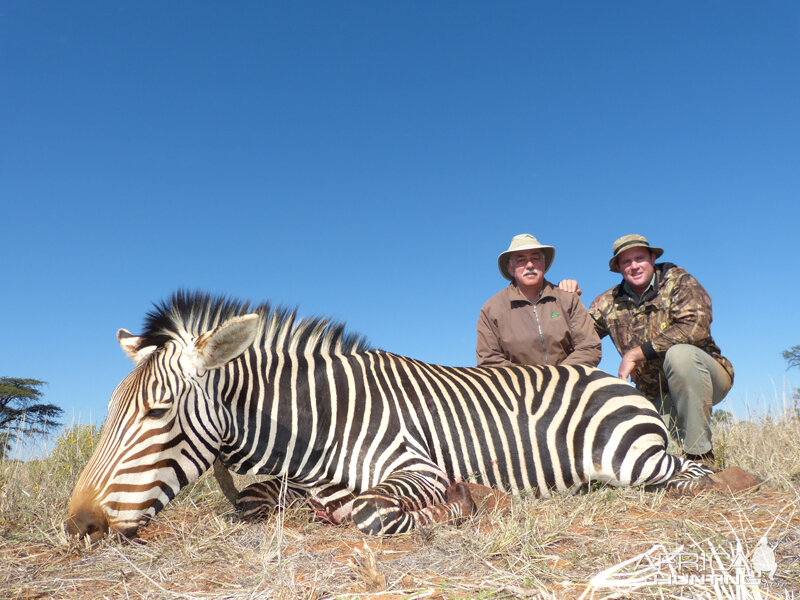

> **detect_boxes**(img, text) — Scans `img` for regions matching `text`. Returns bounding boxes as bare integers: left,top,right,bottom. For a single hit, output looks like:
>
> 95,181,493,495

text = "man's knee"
664,344,706,378
664,343,703,363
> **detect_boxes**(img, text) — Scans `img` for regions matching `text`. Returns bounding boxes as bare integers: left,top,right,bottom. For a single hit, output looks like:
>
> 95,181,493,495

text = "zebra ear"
192,314,259,371
117,329,157,364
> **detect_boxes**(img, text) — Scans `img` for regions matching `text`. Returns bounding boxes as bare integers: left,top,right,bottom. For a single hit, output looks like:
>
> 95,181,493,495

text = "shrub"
48,423,102,479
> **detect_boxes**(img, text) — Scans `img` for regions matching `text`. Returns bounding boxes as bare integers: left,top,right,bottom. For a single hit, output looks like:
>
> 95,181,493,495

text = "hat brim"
498,245,555,280
609,245,664,272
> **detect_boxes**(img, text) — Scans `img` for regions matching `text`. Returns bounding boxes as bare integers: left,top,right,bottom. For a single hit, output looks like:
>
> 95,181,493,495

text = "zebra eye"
144,408,168,419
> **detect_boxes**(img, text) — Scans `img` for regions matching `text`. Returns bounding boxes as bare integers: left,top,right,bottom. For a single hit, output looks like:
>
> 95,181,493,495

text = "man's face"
508,249,546,288
617,247,656,291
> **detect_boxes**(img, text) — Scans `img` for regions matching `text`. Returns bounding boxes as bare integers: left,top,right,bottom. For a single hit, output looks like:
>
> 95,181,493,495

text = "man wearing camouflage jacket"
589,235,734,468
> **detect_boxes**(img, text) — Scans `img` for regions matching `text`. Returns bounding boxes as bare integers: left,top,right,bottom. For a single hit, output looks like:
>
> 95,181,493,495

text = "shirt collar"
507,280,555,305
621,273,657,305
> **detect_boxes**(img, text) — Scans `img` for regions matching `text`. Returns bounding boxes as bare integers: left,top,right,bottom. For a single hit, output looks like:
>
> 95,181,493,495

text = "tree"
711,409,734,426
784,346,800,420
783,345,800,370
0,377,63,459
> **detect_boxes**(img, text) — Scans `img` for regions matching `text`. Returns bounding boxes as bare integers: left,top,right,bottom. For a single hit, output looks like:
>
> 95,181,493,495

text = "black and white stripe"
68,291,710,538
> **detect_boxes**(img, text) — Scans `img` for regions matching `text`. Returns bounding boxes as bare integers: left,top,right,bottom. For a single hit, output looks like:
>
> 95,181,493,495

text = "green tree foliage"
711,409,734,426
0,377,63,459
783,345,800,370
784,345,800,420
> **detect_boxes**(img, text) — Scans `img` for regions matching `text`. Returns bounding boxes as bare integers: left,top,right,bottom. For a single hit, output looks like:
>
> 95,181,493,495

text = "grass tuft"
1,403,798,599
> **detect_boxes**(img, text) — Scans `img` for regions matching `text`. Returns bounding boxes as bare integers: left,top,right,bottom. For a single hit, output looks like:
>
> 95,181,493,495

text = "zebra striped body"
66,292,709,540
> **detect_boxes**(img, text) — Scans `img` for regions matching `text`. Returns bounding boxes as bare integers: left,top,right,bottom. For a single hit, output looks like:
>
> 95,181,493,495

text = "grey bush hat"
609,234,664,272
497,234,555,281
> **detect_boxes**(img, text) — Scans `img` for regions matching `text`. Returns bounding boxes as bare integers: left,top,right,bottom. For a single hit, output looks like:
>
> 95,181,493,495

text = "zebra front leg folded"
664,457,715,494
236,478,308,520
665,458,761,495
350,471,477,536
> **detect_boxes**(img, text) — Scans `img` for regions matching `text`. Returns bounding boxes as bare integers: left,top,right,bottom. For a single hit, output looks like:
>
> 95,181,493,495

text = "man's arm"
476,308,512,367
588,293,640,381
588,295,610,340
618,345,644,382
561,294,602,367
646,271,714,355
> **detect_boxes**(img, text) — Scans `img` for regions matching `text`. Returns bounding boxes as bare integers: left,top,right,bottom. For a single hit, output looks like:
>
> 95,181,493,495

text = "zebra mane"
135,290,372,356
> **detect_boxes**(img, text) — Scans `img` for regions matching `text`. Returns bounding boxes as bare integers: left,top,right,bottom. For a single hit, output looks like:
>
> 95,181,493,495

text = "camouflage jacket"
589,263,734,401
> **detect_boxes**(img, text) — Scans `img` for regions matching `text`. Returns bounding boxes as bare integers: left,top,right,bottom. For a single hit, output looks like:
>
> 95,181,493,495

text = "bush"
48,423,102,478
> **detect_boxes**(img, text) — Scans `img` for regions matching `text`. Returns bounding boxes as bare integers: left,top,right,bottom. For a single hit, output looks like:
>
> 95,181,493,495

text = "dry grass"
2,409,799,600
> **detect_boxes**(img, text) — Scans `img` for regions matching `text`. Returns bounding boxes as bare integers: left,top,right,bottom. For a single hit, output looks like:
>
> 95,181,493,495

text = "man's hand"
618,346,645,383
558,279,582,296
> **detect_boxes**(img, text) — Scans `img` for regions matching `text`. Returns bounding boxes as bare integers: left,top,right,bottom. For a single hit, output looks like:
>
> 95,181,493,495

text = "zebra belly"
429,391,669,495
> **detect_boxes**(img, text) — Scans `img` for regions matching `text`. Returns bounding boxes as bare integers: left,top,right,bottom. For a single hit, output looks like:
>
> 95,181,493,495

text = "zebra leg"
213,459,240,506
664,457,715,494
667,460,761,495
350,470,477,536
236,478,307,520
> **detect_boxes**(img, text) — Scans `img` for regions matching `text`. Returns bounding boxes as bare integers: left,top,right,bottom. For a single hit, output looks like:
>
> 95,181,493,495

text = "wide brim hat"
609,234,664,272
497,234,555,281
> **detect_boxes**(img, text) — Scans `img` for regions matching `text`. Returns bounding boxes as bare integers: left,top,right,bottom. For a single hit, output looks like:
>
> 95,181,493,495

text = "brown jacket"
476,281,602,367
589,263,734,400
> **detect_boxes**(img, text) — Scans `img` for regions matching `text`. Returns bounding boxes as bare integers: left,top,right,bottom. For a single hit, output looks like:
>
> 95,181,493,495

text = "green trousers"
650,344,732,455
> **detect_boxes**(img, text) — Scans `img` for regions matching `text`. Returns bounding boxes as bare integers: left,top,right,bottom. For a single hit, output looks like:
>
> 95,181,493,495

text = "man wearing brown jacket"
476,234,601,368
589,234,734,469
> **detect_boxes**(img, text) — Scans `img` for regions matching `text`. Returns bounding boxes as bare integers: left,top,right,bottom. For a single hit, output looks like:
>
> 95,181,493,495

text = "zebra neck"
217,351,340,479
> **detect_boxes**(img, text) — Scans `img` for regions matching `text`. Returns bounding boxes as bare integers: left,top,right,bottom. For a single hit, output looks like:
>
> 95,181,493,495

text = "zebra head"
65,312,259,542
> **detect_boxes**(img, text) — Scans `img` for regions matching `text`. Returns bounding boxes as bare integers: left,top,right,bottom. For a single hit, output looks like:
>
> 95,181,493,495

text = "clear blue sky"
2,2,798,454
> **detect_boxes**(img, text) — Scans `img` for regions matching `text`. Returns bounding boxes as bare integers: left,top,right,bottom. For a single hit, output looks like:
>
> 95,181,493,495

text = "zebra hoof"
212,459,240,507
458,483,511,515
445,482,477,517
708,467,762,493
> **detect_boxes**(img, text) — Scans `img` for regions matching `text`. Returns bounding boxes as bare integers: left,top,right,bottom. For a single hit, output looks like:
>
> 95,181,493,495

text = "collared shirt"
476,280,602,368
622,275,657,307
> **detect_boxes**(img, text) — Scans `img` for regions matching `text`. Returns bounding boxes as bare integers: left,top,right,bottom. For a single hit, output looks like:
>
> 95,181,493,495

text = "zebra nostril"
65,508,109,541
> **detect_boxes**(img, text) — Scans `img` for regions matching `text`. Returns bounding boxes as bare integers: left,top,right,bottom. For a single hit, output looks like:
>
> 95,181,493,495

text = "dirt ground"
3,481,799,600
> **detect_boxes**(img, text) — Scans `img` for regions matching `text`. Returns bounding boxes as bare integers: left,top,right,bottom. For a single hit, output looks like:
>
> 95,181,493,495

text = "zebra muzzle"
65,505,109,542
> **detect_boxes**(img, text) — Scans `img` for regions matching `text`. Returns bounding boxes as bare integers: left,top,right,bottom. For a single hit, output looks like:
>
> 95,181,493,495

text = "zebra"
66,291,732,541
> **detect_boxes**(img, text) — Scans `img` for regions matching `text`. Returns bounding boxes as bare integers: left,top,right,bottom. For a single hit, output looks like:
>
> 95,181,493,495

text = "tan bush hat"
497,234,555,281
609,234,664,272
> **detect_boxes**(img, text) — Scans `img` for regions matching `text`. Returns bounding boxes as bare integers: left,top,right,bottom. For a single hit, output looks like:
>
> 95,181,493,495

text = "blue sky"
2,2,798,454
